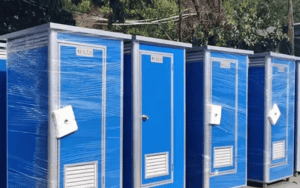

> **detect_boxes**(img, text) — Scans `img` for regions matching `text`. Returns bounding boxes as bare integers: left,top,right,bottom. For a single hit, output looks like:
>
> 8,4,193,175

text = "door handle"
142,114,149,121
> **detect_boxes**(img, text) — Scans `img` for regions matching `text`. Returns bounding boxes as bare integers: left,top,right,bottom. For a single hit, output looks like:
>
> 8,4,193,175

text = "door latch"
52,105,78,138
268,104,281,125
208,104,222,125
142,114,149,121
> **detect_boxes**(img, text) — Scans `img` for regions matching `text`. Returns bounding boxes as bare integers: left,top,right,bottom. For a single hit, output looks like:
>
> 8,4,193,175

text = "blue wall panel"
295,61,300,172
248,67,265,182
0,58,6,186
7,47,48,187
123,53,133,188
186,60,204,188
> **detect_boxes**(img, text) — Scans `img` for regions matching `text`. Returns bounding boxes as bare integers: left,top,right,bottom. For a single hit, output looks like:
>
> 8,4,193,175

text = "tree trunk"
179,0,183,42
288,0,294,55
192,0,202,21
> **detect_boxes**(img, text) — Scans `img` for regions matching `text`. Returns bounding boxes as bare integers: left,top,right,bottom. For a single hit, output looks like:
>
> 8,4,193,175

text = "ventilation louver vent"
214,147,233,168
64,162,98,188
124,41,131,54
273,141,285,160
249,56,266,67
145,153,169,179
9,32,48,51
0,42,7,59
186,50,204,62
0,49,6,59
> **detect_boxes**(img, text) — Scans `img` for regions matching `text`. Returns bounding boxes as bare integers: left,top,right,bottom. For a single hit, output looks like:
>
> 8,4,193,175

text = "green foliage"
99,4,112,14
294,0,300,23
61,0,95,13
112,0,179,40
59,0,300,51
200,0,290,50
224,0,294,26
123,0,177,20
77,0,92,12
61,0,78,12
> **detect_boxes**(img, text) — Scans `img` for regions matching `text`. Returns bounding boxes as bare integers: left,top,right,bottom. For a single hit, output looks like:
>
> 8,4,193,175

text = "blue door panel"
271,65,288,165
269,58,295,182
59,45,103,187
141,53,172,185
209,51,247,188
137,43,185,188
211,60,237,173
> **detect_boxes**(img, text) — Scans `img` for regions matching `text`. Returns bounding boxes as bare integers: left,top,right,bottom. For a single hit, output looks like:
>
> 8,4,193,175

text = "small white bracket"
52,105,78,138
208,104,222,125
268,104,281,125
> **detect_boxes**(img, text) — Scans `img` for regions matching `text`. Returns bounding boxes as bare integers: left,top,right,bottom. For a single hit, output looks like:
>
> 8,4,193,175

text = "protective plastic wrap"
0,42,6,185
186,46,252,188
248,53,296,184
293,57,300,173
4,24,127,188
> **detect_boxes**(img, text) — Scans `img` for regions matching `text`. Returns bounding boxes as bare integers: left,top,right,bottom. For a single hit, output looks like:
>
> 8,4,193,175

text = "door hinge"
102,176,105,186
172,164,174,171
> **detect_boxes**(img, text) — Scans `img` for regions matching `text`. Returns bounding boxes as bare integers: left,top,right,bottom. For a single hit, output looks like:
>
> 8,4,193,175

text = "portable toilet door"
0,41,6,185
186,46,253,188
123,36,192,188
1,23,131,188
294,58,300,176
248,52,297,187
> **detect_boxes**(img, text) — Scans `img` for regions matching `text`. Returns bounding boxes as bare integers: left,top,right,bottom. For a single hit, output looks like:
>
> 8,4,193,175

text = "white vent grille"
64,162,98,188
0,42,7,59
186,50,204,62
145,153,169,178
273,141,285,160
124,41,131,54
214,147,233,168
8,32,48,51
0,49,6,59
249,56,266,67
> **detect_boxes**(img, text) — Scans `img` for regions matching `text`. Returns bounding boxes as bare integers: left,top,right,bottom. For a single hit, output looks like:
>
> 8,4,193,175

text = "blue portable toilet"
293,57,300,176
123,36,192,188
0,41,6,185
1,23,131,188
186,46,253,188
248,52,297,187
